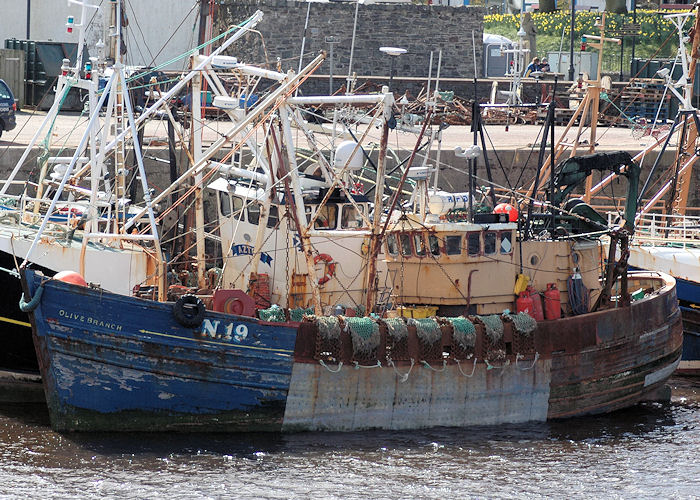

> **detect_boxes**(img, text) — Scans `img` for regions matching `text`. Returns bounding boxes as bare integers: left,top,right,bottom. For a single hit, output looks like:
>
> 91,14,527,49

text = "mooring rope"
485,358,510,373
319,359,343,373
421,359,447,372
388,358,414,382
456,357,478,378
516,352,540,371
353,360,382,369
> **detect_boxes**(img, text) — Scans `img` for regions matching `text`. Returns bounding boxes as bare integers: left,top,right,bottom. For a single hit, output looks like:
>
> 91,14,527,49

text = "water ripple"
0,378,698,499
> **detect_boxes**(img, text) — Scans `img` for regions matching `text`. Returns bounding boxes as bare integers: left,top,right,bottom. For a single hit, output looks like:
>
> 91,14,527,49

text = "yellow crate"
395,306,438,319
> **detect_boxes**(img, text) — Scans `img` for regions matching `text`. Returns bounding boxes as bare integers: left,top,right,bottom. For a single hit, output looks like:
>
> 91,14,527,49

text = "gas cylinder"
526,285,544,321
516,292,535,318
544,282,561,320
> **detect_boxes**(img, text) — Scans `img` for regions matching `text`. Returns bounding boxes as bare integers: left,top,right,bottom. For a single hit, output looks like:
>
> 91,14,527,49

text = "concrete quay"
0,110,686,204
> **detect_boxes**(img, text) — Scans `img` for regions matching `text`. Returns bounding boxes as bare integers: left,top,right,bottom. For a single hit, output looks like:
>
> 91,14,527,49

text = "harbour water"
0,377,698,499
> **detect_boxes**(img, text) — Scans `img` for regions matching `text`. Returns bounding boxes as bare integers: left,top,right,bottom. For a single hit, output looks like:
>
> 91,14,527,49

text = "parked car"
0,79,17,138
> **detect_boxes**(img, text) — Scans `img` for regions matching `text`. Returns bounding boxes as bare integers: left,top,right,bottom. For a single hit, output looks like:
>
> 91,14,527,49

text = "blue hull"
673,278,700,372
24,270,297,431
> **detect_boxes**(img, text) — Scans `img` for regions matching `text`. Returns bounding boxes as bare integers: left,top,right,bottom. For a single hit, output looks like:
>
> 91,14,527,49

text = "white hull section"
628,246,700,284
0,227,150,295
221,218,383,308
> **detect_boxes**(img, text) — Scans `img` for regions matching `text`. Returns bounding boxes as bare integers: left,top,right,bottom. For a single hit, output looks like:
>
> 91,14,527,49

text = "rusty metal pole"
619,232,630,307
364,91,394,314
278,104,324,314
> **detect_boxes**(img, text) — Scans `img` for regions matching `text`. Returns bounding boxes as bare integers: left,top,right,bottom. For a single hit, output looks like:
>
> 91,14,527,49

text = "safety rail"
611,211,700,248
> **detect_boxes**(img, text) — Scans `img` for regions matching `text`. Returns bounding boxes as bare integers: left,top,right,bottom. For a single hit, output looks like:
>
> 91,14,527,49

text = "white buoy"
211,55,239,68
428,191,472,215
212,96,238,109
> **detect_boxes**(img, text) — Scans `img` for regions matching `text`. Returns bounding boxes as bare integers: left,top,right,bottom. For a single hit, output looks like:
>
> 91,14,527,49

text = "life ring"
314,253,336,285
173,294,206,328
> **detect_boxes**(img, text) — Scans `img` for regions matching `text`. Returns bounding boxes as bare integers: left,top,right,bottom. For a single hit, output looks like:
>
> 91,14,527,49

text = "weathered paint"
24,268,683,432
25,269,297,431
282,361,551,432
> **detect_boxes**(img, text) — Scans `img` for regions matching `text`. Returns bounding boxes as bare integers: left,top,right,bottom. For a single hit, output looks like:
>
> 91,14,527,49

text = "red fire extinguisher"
516,292,535,318
544,283,561,320
526,285,544,321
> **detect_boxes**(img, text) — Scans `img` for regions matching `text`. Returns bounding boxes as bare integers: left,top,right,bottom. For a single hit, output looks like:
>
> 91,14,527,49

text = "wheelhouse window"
400,233,412,256
341,204,364,229
414,233,426,256
247,202,260,224
445,235,461,255
484,231,497,255
386,233,399,255
220,193,243,218
266,205,279,228
429,234,441,256
467,233,480,256
314,204,337,229
500,231,513,254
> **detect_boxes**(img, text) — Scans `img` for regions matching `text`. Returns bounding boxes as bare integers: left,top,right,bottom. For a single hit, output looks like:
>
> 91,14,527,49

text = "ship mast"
525,13,620,204
668,7,700,216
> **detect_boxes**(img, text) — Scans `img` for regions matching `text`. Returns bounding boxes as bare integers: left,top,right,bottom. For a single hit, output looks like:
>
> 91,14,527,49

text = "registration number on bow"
199,319,248,342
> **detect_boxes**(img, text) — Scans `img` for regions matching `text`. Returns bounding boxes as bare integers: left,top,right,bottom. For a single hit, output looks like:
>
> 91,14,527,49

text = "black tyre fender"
173,294,206,328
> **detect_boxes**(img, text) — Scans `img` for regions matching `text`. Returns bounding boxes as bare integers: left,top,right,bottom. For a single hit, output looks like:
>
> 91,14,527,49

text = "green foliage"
484,10,684,73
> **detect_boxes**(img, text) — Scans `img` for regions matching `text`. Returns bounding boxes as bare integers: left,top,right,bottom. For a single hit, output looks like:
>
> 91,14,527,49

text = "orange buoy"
494,203,518,222
54,270,87,287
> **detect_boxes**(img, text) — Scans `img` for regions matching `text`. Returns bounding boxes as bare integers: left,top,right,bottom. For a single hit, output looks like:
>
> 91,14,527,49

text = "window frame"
247,202,261,225
428,233,441,256
467,232,481,257
413,232,426,257
445,234,462,256
386,233,399,256
499,230,514,255
266,205,279,229
484,231,497,255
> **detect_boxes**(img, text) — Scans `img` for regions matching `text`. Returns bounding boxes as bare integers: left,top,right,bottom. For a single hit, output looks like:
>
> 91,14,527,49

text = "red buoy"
526,285,544,321
544,282,561,320
516,292,534,318
54,270,87,287
494,203,518,222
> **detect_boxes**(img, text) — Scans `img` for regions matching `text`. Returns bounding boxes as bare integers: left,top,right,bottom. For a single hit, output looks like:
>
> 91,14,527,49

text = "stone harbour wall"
217,0,485,87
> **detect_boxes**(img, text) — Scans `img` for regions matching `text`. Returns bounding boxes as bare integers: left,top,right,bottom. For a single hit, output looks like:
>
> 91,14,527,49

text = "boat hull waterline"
24,269,683,432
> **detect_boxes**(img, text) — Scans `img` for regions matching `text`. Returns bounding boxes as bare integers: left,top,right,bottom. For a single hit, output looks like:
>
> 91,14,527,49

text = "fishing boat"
0,3,275,387
587,10,700,376
18,6,683,429
0,0,160,383
20,163,682,430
